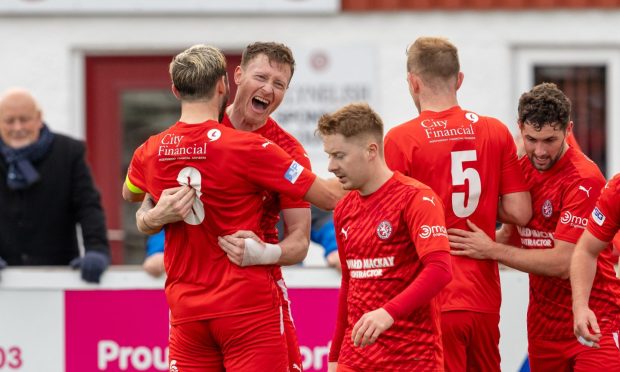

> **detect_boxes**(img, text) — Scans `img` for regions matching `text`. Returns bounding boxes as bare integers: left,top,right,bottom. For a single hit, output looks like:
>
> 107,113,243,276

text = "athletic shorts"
168,306,288,372
528,332,620,372
277,278,304,371
442,311,500,372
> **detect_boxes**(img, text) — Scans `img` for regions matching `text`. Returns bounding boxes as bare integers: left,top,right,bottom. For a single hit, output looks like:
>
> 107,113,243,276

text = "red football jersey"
221,113,311,282
330,172,449,371
384,106,528,314
588,173,620,242
126,120,316,324
518,149,620,340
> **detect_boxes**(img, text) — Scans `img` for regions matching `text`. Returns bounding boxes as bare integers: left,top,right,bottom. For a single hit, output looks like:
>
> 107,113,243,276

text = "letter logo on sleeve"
284,161,304,184
542,200,553,218
592,207,606,226
376,220,392,240
422,196,435,206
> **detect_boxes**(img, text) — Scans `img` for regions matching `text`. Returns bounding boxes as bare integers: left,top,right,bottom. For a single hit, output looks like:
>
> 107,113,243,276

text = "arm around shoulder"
498,191,532,225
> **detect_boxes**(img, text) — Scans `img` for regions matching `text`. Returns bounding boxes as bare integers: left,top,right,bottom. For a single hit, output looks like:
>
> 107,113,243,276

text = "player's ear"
367,142,379,160
456,72,464,90
407,72,421,94
171,84,181,100
565,121,574,137
234,65,243,86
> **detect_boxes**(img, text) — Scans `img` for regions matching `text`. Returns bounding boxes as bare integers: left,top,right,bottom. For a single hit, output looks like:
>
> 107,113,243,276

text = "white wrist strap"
242,238,282,266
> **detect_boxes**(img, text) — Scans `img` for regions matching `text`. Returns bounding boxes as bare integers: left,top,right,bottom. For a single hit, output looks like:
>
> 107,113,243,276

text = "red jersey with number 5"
126,120,316,324
384,106,528,314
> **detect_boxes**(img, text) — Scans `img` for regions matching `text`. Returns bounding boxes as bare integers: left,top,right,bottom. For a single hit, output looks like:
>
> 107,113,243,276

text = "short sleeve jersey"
331,172,449,371
384,106,528,314
518,149,620,340
588,173,620,242
126,120,316,324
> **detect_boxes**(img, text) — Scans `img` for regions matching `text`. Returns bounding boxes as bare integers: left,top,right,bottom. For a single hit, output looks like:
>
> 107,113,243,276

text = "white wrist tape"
242,238,282,266
577,336,595,348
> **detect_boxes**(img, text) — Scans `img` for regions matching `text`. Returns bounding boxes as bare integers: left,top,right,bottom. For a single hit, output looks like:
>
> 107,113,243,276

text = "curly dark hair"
518,82,571,131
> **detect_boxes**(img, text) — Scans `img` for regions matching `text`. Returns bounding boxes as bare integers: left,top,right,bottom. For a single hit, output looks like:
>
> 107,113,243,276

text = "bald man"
0,88,110,283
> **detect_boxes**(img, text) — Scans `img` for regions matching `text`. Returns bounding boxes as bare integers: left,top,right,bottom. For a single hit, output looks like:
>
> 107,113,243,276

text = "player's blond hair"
241,42,295,82
169,44,227,101
406,37,460,82
316,103,384,147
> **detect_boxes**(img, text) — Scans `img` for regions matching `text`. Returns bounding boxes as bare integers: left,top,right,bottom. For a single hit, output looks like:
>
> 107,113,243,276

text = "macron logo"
579,185,592,198
422,196,435,206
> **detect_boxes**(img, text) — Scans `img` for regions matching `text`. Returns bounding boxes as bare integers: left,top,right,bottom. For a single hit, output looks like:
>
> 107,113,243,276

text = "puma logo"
578,185,592,198
341,226,349,240
292,364,302,372
422,196,435,206
262,141,271,148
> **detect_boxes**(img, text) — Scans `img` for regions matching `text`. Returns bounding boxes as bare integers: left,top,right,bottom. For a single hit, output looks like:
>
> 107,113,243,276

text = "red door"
85,54,240,264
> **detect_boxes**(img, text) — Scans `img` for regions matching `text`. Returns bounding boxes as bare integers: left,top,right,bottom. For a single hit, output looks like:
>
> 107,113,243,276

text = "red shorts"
528,333,620,372
168,306,288,372
276,278,304,372
441,311,501,372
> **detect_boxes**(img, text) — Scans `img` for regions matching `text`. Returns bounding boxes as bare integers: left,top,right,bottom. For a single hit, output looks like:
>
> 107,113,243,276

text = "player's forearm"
276,229,310,266
305,177,344,211
492,243,571,278
498,191,532,225
136,198,163,235
570,248,598,310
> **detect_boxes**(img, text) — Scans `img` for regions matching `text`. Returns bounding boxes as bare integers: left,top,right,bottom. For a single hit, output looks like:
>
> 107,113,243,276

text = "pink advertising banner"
64,288,339,372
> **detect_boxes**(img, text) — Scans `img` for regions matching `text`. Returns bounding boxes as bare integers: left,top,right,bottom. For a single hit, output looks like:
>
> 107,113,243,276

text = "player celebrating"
320,103,452,372
384,36,531,372
449,83,620,371
123,44,339,371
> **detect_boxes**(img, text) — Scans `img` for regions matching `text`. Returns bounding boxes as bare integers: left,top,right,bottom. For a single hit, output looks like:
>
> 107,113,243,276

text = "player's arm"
134,186,196,234
571,230,608,347
122,181,145,202
218,208,311,266
303,177,345,211
449,220,573,278
328,220,348,367
498,191,532,225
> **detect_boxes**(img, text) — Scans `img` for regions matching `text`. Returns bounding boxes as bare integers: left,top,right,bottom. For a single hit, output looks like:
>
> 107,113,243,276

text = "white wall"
1,10,620,173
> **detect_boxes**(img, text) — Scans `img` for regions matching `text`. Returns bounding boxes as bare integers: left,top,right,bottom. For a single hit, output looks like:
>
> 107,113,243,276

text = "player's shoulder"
262,117,307,150
566,148,605,183
392,172,436,196
385,117,419,139
605,173,620,194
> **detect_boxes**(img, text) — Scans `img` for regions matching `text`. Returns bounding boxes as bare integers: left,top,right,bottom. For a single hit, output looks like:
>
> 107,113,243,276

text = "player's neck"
359,164,393,196
226,104,267,132
179,100,219,124
419,92,459,113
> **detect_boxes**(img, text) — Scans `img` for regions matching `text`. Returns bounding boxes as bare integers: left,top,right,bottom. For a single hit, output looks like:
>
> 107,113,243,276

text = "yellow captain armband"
125,175,145,194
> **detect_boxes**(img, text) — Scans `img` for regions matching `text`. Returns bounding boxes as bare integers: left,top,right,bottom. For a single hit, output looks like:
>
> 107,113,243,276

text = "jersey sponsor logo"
421,121,475,142
592,207,606,226
560,211,588,229
517,226,554,248
422,196,435,206
578,185,592,198
419,225,448,239
376,220,392,240
346,256,395,279
465,112,479,123
284,161,304,184
542,200,553,218
158,133,207,158
207,128,221,141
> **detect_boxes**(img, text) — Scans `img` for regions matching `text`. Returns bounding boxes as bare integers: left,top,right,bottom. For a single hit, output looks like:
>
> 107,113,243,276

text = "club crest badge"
376,220,392,240
542,200,553,218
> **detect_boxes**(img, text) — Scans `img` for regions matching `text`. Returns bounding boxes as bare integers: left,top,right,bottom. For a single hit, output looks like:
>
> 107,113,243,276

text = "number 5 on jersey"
451,150,481,218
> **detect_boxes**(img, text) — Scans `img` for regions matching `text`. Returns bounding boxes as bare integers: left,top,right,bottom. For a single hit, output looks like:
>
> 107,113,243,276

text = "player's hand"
448,220,496,260
326,251,341,271
573,306,602,348
218,231,262,266
351,308,394,348
143,252,165,278
327,362,338,372
147,186,196,226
